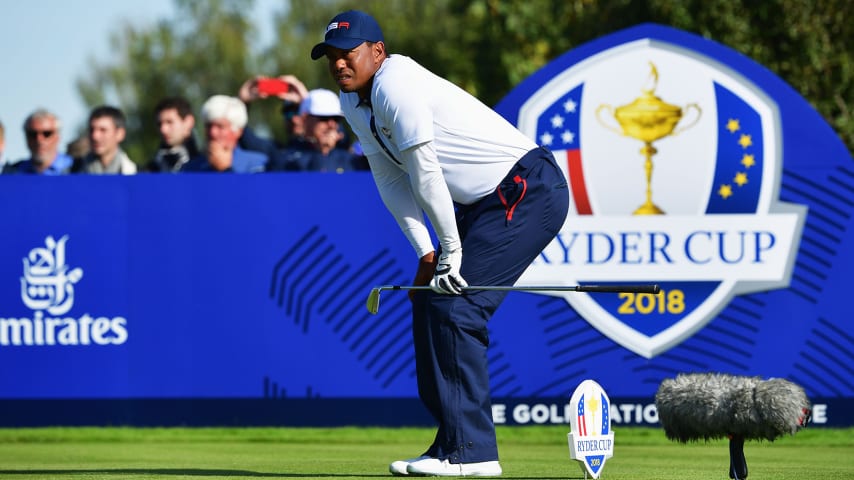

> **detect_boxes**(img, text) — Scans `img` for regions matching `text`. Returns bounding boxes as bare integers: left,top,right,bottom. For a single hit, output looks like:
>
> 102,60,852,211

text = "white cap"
299,89,344,117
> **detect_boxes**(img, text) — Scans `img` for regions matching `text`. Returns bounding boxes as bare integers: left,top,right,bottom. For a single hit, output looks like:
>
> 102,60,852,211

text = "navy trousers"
412,147,569,463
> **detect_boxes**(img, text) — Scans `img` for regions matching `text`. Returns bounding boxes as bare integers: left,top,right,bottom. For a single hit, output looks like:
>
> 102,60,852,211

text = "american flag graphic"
535,84,590,214
577,393,588,435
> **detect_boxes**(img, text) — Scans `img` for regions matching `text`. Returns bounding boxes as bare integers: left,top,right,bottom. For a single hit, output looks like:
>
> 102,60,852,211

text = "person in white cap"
270,88,368,172
236,77,367,172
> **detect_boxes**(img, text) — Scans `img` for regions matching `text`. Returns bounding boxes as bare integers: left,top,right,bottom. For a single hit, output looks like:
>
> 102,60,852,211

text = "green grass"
0,426,851,479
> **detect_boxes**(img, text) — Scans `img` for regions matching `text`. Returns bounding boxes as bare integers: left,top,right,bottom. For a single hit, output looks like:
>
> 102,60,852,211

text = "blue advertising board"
1,24,851,427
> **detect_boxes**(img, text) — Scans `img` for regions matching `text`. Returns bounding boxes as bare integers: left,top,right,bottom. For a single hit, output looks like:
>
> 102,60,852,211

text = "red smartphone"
257,77,290,95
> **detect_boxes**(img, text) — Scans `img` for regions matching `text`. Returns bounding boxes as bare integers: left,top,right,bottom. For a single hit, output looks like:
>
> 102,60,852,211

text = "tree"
77,0,259,165
77,0,851,163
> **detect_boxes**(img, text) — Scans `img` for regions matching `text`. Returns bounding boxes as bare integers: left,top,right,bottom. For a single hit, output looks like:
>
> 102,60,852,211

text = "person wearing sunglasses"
267,88,369,173
2,109,74,175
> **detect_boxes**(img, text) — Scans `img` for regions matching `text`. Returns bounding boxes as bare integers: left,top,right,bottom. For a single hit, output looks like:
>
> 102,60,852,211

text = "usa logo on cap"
325,21,350,33
498,24,807,358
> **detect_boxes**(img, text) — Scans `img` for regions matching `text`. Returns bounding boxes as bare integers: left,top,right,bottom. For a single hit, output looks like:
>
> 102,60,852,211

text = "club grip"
576,284,661,294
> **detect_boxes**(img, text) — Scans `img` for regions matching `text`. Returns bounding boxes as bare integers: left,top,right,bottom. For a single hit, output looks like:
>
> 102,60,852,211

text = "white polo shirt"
340,54,537,258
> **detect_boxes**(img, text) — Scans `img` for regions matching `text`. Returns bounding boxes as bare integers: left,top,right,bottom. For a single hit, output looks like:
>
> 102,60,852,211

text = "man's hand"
206,141,234,171
238,74,308,104
430,249,467,295
410,251,437,301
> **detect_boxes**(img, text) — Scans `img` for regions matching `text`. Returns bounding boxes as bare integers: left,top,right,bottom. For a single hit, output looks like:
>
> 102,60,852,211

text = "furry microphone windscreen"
655,373,811,442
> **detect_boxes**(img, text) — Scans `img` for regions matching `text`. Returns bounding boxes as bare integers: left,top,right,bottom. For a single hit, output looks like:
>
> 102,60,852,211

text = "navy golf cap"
310,10,384,60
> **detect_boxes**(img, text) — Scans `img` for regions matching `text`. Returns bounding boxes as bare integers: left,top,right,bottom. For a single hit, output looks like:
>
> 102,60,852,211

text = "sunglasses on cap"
26,129,56,140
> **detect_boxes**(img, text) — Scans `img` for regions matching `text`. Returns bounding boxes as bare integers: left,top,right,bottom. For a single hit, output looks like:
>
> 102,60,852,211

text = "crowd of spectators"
0,75,368,175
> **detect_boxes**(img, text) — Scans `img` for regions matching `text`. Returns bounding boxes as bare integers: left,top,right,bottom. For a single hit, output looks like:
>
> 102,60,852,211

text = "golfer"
312,10,569,477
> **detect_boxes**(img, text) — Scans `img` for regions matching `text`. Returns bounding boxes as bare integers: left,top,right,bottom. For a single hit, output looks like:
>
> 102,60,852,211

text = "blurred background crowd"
0,0,849,175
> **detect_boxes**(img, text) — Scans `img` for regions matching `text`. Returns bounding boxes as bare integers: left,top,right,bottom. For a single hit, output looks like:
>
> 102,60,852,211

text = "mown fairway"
0,426,851,479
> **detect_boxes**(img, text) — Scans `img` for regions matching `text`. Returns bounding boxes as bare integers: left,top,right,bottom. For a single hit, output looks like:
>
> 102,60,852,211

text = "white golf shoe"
405,457,502,477
390,455,433,476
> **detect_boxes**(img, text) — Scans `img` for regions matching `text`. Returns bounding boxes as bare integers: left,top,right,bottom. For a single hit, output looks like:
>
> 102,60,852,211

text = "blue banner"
1,24,851,427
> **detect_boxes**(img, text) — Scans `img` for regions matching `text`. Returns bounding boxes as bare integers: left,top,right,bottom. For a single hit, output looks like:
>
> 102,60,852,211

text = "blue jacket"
268,146,369,173
1,153,74,175
179,147,268,173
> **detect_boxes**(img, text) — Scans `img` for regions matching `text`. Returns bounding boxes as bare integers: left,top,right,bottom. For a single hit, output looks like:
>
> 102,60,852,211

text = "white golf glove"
430,248,468,295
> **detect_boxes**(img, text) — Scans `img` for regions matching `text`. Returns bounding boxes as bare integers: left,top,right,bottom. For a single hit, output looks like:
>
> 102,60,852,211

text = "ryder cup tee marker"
568,379,614,479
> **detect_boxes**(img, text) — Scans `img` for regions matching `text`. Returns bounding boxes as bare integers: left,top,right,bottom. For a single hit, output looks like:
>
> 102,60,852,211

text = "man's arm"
399,141,467,295
238,125,277,159
366,152,434,259
398,141,461,255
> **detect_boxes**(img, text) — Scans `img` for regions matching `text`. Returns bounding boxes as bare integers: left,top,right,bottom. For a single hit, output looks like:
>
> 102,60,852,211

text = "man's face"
326,42,383,95
304,115,343,152
157,108,194,147
88,116,125,159
204,119,240,149
204,119,241,171
25,116,60,165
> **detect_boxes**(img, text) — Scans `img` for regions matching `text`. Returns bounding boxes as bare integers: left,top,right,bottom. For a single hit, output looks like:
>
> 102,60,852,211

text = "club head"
366,287,382,314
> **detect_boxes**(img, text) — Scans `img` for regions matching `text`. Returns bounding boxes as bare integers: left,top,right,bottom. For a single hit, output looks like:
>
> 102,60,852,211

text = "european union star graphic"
707,83,763,213
600,393,609,434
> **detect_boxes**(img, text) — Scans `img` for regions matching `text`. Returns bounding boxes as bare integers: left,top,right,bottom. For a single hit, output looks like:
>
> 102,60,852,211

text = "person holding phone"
237,75,367,173
267,88,368,172
237,74,310,160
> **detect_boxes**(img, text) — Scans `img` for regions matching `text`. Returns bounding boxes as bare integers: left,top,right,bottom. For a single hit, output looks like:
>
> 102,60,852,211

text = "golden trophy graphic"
597,62,701,214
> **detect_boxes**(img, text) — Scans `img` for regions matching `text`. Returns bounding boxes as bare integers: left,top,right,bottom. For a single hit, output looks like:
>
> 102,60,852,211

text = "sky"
0,0,282,164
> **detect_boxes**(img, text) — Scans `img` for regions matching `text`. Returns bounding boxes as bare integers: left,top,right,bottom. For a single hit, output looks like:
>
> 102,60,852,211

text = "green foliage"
77,0,852,166
78,0,258,165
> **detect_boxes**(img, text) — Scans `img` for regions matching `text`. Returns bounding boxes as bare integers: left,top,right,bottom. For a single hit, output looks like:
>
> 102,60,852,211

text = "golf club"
366,284,661,314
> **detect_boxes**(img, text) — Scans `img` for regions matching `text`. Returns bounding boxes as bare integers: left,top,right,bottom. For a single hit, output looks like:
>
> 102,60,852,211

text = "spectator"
237,74,309,159
66,135,90,164
0,119,5,170
180,95,267,173
2,109,74,175
269,89,369,173
76,105,137,174
147,96,200,173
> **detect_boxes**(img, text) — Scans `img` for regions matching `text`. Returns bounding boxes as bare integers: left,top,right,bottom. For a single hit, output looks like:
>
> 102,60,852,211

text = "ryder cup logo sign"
567,379,613,478
509,26,806,358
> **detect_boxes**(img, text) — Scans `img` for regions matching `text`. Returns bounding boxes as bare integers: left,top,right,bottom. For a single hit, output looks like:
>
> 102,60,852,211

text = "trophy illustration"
597,62,701,214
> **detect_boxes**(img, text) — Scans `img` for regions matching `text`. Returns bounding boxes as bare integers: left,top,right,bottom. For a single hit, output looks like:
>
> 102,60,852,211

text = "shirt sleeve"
398,141,461,254
366,152,435,258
